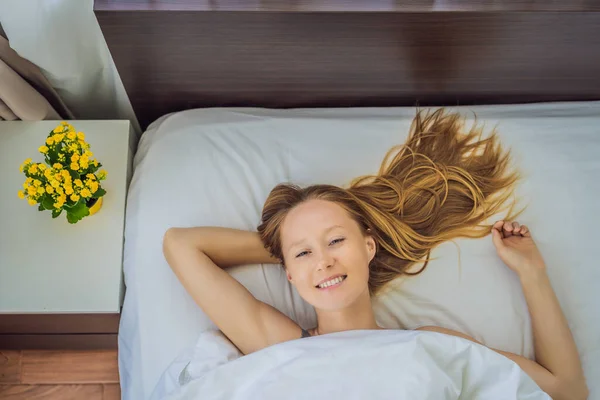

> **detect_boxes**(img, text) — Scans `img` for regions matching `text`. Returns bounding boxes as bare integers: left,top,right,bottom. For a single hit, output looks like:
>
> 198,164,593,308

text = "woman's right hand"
490,220,546,278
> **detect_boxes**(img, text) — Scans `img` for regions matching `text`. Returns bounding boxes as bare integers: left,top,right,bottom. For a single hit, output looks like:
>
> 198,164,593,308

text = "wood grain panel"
0,334,117,350
95,0,600,12
0,384,103,400
0,351,21,383
102,383,121,400
21,350,119,384
95,7,600,130
0,314,120,334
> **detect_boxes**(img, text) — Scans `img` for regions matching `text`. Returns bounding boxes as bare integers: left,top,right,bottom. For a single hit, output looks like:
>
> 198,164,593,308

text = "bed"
118,102,600,399
93,2,600,399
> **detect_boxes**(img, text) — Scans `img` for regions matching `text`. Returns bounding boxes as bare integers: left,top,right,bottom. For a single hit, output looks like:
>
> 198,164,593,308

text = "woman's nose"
316,251,334,271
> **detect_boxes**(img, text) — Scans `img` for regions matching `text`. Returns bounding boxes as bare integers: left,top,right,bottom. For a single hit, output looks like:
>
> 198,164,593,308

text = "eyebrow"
286,225,344,253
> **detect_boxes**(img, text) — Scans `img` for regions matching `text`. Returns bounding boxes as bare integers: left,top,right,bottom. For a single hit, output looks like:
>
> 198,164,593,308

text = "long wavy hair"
257,109,523,295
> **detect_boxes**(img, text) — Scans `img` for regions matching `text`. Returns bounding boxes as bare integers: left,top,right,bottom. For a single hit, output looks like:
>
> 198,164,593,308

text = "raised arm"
420,220,588,400
163,227,302,355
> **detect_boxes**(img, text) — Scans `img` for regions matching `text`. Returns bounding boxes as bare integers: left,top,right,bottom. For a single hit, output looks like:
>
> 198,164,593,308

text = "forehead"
280,199,356,245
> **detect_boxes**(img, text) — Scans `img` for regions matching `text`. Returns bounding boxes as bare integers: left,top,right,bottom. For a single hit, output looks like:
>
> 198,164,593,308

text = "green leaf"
67,212,80,224
69,200,90,220
69,169,80,180
92,188,106,199
52,209,62,218
38,204,45,211
47,148,59,165
42,195,54,210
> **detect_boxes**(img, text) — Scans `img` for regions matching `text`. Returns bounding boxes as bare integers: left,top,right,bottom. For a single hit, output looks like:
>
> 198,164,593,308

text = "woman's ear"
286,270,293,282
366,236,376,262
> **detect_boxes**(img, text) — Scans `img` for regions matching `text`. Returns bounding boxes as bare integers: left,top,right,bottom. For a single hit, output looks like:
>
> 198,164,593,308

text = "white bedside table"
0,120,134,349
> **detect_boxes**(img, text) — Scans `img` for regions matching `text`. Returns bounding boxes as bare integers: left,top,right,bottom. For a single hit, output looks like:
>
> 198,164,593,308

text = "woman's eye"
296,250,309,258
330,238,345,246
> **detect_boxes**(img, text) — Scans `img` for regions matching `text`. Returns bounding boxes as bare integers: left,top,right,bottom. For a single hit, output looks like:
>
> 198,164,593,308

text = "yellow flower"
86,173,96,180
67,131,77,140
70,194,80,202
17,190,25,199
65,186,74,195
53,126,63,133
92,159,98,167
46,185,54,194
84,151,93,158
77,132,85,140
53,163,62,170
39,145,49,153
38,164,47,171
44,169,52,179
33,179,42,187
71,154,80,162
61,170,70,178
97,170,107,180
51,180,60,188
29,164,38,174
52,134,62,143
81,188,92,198
23,158,32,165
22,182,28,189
69,144,78,153
70,162,79,171
37,187,45,195
56,186,64,195
28,198,37,206
46,137,54,145
27,186,37,196
80,161,89,170
61,121,68,126
90,181,99,193
74,179,83,187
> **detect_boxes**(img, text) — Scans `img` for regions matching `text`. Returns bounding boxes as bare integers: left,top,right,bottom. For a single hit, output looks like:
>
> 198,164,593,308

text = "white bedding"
157,330,550,400
120,102,600,400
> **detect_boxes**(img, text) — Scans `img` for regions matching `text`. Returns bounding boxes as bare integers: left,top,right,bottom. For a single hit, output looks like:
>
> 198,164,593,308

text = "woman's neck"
314,288,380,336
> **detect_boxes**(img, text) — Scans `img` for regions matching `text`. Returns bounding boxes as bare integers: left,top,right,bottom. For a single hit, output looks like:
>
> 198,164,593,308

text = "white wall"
0,0,141,135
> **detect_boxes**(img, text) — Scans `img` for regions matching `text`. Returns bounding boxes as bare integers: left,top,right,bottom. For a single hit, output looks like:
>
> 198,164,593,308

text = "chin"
308,284,367,312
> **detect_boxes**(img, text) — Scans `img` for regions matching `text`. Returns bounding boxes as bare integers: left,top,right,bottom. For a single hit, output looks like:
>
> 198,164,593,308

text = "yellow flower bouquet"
18,122,108,224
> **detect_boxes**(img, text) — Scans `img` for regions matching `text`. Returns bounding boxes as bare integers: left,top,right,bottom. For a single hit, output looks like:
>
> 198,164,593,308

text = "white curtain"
0,0,141,136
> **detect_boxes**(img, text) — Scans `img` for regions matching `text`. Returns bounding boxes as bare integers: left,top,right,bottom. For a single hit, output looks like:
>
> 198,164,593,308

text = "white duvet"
155,330,549,400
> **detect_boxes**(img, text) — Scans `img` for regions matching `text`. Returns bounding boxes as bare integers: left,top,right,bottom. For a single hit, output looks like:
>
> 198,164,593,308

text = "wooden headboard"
94,1,600,130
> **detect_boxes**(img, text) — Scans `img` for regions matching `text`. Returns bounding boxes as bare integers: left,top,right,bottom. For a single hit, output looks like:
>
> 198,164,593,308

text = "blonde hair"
257,109,523,295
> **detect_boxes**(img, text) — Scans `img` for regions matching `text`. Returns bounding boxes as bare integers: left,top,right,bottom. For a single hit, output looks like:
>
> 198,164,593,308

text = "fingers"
491,227,504,248
492,220,530,237
503,221,514,235
512,221,520,233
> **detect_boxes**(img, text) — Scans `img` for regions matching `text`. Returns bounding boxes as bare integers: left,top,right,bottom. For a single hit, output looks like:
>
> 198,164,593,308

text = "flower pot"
87,197,103,216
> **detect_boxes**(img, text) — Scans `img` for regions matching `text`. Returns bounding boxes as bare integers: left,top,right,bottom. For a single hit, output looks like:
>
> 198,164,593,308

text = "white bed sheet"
119,102,600,400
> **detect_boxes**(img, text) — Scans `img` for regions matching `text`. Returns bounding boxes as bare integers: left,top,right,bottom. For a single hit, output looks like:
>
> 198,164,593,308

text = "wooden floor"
0,350,120,399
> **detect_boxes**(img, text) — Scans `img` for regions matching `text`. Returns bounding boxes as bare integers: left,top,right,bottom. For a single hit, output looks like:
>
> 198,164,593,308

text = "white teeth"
318,276,345,288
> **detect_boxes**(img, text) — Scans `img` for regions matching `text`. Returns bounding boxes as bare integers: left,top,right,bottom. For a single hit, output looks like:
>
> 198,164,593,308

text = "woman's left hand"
490,220,546,278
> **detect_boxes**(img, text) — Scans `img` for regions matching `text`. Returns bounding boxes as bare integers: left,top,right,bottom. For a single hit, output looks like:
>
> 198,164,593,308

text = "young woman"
163,110,588,400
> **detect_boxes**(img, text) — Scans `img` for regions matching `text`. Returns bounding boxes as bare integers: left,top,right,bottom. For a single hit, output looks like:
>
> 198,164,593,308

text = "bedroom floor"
0,350,120,399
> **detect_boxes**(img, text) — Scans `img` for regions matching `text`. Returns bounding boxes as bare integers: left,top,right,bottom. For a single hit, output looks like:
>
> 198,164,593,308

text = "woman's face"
280,199,376,311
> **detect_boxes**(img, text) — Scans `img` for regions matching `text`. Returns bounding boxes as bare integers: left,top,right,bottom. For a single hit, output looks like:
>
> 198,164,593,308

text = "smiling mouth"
315,275,347,289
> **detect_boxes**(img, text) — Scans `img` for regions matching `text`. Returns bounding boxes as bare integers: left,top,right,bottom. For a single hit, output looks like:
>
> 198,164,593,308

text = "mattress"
119,102,600,400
